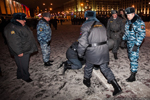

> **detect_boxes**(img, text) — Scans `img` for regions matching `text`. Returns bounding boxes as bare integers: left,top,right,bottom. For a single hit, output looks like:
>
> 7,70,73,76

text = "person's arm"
77,29,89,58
4,28,23,55
106,19,110,39
135,21,146,46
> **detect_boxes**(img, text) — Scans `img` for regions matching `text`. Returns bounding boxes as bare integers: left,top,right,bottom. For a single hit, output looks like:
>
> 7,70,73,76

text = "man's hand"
18,53,23,57
132,45,138,52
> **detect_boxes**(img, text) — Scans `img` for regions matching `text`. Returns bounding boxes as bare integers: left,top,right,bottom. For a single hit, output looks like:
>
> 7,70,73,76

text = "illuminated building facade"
64,0,150,17
64,0,120,17
121,0,150,16
0,0,30,17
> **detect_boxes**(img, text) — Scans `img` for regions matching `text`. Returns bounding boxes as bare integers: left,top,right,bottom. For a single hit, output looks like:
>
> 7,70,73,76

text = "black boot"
48,60,54,63
63,62,71,74
110,79,122,96
83,77,91,87
44,61,53,66
114,53,118,59
126,72,136,82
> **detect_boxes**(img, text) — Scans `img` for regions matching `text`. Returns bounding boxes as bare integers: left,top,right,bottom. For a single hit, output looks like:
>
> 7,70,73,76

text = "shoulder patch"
110,21,113,23
40,28,43,31
11,31,15,34
141,25,145,30
94,25,102,27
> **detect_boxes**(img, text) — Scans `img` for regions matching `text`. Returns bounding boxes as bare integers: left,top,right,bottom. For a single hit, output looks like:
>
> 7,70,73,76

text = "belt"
88,41,107,47
70,46,77,51
111,30,120,33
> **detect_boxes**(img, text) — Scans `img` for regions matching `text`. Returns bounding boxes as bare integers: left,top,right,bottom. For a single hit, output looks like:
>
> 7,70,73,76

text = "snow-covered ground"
0,21,150,100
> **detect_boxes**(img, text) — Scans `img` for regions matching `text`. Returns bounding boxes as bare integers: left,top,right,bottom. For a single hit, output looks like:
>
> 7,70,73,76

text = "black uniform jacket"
4,20,38,56
77,21,109,65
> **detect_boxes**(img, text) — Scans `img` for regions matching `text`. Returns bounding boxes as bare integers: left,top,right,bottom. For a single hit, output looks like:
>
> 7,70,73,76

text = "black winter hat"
42,12,51,18
111,10,117,14
125,7,135,14
13,13,26,20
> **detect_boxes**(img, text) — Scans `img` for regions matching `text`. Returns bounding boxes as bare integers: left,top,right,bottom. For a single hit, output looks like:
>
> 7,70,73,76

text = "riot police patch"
94,25,102,27
141,25,145,30
40,28,43,31
11,31,15,34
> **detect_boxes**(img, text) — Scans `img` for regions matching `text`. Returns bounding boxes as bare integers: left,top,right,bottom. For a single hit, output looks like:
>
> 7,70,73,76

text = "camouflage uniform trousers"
127,42,139,73
40,43,50,63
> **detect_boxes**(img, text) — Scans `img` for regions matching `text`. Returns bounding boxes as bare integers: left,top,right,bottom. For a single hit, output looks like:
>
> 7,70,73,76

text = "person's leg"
127,50,139,82
40,44,52,66
14,54,31,81
69,59,82,69
112,38,121,59
100,63,122,96
83,62,94,87
99,63,115,83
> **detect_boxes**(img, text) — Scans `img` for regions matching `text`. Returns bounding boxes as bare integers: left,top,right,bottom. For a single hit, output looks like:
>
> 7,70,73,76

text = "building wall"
64,0,121,17
64,0,150,17
0,0,30,17
121,0,150,16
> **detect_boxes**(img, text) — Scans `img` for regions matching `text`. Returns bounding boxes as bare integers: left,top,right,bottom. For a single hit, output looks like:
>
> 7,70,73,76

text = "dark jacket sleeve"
77,29,89,56
4,28,22,55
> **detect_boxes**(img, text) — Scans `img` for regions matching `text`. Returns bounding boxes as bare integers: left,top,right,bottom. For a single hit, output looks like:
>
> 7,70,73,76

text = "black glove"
132,45,138,51
47,41,50,46
78,54,83,58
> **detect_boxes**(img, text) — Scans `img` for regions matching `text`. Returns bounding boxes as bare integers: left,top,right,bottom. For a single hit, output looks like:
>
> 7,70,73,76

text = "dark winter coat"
77,20,109,65
66,41,78,59
107,16,124,39
4,20,38,56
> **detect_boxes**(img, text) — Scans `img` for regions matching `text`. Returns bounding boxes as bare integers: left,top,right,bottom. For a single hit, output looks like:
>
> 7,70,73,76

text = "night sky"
17,0,70,10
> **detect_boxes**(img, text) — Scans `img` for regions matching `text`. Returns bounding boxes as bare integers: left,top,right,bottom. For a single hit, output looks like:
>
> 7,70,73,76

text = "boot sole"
126,79,136,82
113,90,122,96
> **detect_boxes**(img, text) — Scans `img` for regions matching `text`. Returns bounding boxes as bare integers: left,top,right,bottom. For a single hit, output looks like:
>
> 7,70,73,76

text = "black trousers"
84,62,115,83
14,54,30,80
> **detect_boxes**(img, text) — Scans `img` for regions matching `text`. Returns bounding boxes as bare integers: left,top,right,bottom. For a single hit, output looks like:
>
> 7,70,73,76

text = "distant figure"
77,11,122,96
4,13,38,82
37,12,53,66
60,18,63,25
53,17,58,30
123,7,146,82
118,9,127,49
107,10,124,59
1,17,10,45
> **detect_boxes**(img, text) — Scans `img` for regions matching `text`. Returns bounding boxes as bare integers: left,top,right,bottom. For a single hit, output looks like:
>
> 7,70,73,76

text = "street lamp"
132,5,135,8
81,3,83,17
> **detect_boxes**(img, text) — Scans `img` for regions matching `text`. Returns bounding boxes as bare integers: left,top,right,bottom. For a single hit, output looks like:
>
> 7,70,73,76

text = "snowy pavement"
0,21,150,100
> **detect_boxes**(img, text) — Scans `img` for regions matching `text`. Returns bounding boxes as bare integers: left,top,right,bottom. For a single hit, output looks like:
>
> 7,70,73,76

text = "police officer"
77,11,122,96
61,41,85,74
123,7,146,82
107,10,124,59
4,13,38,82
118,9,127,49
37,12,53,66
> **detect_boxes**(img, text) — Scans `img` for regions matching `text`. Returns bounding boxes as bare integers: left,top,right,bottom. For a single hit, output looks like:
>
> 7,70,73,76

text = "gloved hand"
78,54,83,58
132,44,138,51
47,41,50,46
